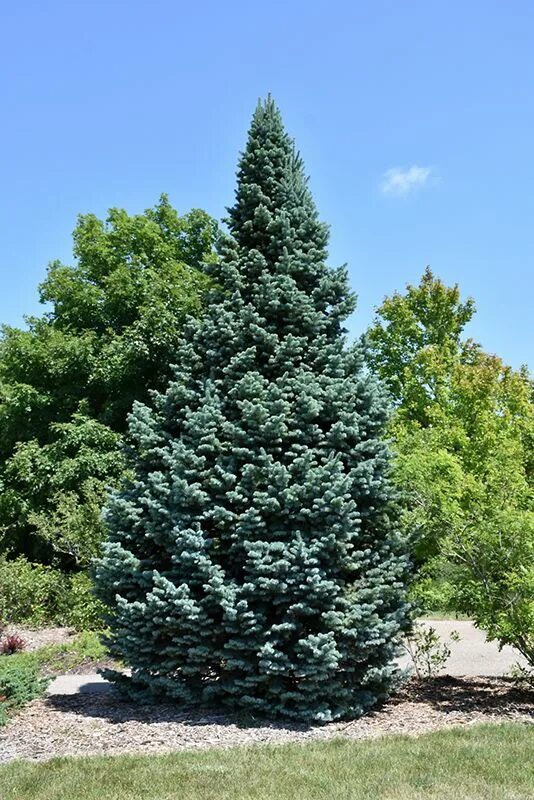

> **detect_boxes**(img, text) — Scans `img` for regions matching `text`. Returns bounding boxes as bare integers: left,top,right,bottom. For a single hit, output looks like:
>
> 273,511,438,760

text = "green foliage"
95,98,410,722
0,556,106,629
449,508,534,665
0,631,106,725
38,199,215,428
0,557,60,626
366,266,475,427
367,269,534,664
403,623,460,678
56,572,108,631
0,197,217,567
1,415,124,567
409,564,457,614
0,658,48,726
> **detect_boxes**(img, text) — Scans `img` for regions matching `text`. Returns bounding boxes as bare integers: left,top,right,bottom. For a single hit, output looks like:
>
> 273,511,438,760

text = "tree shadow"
398,675,534,716
45,674,533,731
46,688,315,731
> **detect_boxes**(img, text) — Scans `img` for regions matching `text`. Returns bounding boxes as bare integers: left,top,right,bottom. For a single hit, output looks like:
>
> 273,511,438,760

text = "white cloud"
380,165,432,196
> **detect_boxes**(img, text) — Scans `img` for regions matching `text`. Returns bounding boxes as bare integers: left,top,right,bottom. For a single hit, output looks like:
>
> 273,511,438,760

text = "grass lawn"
0,631,107,679
1,723,532,800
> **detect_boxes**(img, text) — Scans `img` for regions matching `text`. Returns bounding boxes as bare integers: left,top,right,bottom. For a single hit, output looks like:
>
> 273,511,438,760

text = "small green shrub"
403,624,460,678
0,631,108,724
0,659,48,726
448,509,534,667
56,572,107,630
0,556,106,630
0,557,61,626
410,575,456,615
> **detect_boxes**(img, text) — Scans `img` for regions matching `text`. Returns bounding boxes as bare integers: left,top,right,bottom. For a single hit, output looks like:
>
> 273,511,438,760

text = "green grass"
31,630,107,674
2,631,107,677
0,632,108,725
1,723,532,800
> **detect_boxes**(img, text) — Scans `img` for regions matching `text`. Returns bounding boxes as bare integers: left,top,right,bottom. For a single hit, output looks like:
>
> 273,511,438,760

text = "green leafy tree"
366,266,475,427
1,415,124,567
0,197,216,566
95,98,410,722
367,270,534,665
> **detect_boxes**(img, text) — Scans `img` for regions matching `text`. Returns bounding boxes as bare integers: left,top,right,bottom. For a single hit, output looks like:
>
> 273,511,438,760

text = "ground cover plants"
0,631,108,726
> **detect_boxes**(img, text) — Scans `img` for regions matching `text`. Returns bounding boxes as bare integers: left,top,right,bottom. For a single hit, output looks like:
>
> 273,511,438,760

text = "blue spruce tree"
95,98,410,722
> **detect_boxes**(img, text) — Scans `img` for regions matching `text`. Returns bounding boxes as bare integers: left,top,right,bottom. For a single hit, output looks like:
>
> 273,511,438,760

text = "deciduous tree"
0,197,216,566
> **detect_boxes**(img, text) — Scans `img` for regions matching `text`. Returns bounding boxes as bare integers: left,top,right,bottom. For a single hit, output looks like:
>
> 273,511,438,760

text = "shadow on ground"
45,676,533,730
402,676,533,715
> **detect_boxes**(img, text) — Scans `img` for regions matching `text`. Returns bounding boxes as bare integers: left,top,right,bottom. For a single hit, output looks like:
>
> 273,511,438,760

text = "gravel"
1,626,75,653
0,677,531,764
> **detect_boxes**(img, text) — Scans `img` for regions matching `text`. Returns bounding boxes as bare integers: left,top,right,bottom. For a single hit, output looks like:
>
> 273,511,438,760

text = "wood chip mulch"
0,676,532,764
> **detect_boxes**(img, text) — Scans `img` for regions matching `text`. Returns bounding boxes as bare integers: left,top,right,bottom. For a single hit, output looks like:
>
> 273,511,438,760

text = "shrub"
56,572,107,630
0,634,26,655
0,659,48,726
0,557,61,626
403,624,460,678
0,556,106,630
448,508,534,666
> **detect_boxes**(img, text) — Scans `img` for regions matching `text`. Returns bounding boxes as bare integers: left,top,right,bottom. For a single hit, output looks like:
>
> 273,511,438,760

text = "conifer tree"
95,98,410,722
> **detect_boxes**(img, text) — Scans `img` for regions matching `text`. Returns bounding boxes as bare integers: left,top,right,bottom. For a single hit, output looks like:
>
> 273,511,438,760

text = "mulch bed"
0,676,532,763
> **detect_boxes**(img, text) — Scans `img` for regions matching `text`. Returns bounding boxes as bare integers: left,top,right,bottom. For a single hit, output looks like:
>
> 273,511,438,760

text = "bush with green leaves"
0,658,48,726
0,556,105,629
449,508,534,666
56,572,108,631
0,631,107,725
403,624,460,678
0,557,60,626
95,98,410,723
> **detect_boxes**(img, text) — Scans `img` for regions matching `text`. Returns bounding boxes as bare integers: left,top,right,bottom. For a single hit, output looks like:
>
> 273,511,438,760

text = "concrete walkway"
47,620,527,697
47,673,112,696
397,619,526,677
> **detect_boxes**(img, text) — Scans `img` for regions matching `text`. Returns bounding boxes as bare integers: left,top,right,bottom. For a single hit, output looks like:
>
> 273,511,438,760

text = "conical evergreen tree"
95,98,410,722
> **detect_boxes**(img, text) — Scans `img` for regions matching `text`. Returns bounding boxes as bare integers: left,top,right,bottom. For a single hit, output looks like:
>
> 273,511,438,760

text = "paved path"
47,673,111,696
47,620,527,697
397,620,526,677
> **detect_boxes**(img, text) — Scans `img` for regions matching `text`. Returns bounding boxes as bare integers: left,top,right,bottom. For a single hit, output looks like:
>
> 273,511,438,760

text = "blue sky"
2,1,533,368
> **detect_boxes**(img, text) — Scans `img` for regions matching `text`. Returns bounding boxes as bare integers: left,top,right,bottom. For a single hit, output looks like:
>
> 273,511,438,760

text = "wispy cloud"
380,165,432,196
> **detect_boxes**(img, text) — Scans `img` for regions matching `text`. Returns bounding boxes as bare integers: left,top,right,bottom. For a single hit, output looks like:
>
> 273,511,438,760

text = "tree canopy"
0,197,217,566
367,269,534,664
